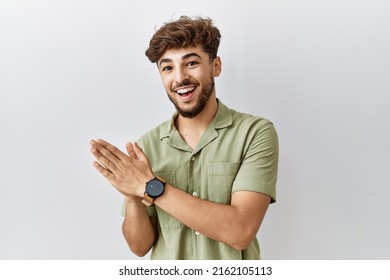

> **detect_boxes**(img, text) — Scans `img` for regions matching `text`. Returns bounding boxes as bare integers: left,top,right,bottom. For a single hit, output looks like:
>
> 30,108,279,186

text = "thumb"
133,142,148,161
126,142,138,159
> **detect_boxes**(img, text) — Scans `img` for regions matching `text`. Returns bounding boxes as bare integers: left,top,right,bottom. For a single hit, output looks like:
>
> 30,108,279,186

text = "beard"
167,75,215,119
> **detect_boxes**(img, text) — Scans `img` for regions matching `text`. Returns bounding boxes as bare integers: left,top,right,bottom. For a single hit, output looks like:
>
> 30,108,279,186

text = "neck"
175,95,218,148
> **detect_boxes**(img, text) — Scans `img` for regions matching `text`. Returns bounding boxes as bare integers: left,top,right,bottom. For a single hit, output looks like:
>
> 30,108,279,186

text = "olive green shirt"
123,100,278,259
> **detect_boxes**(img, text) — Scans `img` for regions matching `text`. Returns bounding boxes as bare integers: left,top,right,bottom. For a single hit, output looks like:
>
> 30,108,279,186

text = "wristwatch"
142,176,166,206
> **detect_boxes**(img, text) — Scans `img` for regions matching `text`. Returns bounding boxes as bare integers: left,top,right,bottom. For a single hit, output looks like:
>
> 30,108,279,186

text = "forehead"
158,46,208,63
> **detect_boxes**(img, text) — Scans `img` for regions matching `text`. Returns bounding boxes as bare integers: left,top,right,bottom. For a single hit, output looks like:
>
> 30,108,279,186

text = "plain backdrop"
1,0,389,259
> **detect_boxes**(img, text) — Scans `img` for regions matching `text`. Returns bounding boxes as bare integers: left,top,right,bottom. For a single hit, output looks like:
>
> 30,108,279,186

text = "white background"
1,0,389,259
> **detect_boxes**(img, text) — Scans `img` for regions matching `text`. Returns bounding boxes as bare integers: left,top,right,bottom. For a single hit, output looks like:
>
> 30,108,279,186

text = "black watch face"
146,179,165,198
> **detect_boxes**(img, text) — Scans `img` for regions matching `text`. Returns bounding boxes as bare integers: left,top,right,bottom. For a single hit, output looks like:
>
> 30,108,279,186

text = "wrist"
137,184,145,198
137,175,154,198
125,195,142,203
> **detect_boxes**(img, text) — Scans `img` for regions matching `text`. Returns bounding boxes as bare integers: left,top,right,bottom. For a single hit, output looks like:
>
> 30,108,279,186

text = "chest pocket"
154,171,183,230
207,162,241,205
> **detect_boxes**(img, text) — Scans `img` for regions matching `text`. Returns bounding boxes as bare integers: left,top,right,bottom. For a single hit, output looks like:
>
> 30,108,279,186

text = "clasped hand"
90,139,154,198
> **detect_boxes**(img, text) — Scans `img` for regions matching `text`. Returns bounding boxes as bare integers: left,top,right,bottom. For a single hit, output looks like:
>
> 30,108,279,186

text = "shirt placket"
187,152,200,258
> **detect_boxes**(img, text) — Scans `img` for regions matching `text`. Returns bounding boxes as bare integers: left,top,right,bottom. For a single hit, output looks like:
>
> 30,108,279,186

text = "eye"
186,61,199,67
162,65,172,72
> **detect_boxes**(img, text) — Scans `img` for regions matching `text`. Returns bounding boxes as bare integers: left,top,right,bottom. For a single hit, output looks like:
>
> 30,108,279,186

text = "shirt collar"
159,99,232,140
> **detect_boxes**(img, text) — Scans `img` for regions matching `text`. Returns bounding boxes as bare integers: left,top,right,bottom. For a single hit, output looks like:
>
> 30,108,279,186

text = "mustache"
171,78,200,91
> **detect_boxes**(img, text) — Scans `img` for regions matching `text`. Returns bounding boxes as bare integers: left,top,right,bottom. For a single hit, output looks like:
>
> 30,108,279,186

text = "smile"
175,86,196,96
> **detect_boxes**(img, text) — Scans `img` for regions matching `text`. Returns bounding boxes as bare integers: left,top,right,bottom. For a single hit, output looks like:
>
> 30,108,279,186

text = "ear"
212,56,222,77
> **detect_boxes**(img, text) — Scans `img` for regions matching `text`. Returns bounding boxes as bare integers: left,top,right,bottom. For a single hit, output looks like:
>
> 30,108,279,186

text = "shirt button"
195,231,200,236
190,156,195,161
192,192,198,197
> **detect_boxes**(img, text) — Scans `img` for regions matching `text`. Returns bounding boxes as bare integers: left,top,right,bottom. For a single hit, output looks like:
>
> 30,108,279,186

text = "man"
90,16,278,260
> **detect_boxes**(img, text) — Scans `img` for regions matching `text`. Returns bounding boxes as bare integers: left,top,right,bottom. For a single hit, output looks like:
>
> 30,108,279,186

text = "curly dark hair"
145,16,221,63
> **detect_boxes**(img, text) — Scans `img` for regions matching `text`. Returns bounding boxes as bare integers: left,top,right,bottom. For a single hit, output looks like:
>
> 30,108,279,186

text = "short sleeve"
232,122,279,203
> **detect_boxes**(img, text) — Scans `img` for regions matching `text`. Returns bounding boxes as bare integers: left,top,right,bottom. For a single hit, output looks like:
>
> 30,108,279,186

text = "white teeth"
176,87,195,94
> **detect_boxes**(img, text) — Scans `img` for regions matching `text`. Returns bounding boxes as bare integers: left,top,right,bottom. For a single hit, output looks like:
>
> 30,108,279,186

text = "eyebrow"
158,52,202,68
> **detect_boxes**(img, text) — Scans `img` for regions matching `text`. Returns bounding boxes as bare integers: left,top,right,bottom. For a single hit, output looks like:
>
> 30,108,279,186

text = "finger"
91,145,119,173
133,142,148,161
91,139,122,165
93,161,116,180
126,142,138,160
96,139,127,161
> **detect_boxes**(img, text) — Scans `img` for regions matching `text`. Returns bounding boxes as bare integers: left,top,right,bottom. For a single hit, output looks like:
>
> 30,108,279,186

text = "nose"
174,67,189,85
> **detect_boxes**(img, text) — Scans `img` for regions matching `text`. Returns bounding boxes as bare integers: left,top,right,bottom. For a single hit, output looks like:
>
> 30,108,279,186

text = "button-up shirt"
123,100,278,259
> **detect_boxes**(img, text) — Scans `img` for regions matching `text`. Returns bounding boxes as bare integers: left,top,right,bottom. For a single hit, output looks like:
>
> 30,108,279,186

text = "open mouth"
175,86,196,97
